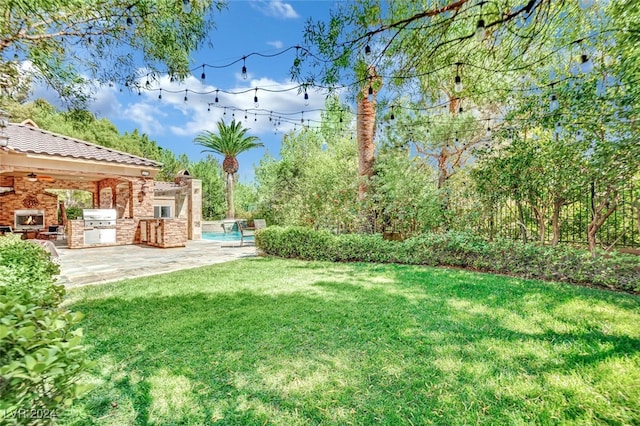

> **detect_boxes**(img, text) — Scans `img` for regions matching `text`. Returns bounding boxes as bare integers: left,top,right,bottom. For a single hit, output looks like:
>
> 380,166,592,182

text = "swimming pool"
202,231,249,242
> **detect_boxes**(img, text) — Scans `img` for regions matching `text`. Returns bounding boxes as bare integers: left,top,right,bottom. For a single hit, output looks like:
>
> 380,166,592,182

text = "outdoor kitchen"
1,119,202,249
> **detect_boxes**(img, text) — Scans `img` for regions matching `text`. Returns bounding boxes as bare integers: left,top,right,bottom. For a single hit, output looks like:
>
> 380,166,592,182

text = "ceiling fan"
26,172,54,182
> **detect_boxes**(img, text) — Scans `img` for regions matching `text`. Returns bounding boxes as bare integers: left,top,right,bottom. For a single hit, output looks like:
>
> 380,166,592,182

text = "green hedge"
255,227,640,293
0,234,92,421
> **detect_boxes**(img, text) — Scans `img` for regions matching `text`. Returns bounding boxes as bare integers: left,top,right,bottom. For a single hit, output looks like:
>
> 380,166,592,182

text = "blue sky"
34,1,339,182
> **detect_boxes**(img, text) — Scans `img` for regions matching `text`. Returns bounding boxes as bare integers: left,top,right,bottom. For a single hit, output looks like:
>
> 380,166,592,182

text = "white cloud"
88,85,121,118
267,40,284,49
122,102,167,135
250,0,299,19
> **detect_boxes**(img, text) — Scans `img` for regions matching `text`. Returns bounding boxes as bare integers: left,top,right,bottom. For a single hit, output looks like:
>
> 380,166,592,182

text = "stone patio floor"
55,239,258,288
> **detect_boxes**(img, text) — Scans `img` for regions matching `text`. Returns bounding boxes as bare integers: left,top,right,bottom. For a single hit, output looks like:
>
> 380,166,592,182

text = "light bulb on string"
454,75,463,92
158,89,162,100
214,89,219,103
367,84,374,101
580,54,594,73
207,105,210,112
475,19,486,42
254,114,257,122
486,126,492,138
365,44,371,55
555,122,562,136
241,57,247,80
184,90,188,102
223,107,227,116
390,106,395,120
201,65,206,81
549,93,559,112
453,63,463,92
254,88,259,108
182,0,192,14
126,15,133,26
304,90,309,106
244,110,248,121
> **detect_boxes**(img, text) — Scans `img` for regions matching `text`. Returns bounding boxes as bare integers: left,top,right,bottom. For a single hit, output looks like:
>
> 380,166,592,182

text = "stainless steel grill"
83,209,117,227
82,209,117,244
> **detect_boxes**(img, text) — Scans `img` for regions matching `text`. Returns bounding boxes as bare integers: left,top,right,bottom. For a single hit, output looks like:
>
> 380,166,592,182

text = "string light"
184,89,188,102
549,93,559,112
201,65,206,81
476,19,486,42
182,0,192,14
454,63,463,93
304,89,309,106
215,89,219,103
241,57,248,80
555,122,562,136
365,44,371,55
580,54,593,73
254,88,259,108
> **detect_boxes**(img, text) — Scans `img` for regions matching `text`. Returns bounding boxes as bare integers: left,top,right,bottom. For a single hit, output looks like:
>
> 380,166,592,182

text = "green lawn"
60,258,640,425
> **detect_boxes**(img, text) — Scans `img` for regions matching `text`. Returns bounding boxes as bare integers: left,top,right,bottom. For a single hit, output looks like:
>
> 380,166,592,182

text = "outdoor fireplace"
14,209,45,230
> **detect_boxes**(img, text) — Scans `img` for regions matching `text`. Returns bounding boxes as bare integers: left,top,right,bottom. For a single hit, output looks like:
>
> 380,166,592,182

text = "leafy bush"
0,235,92,422
256,227,640,293
0,234,62,306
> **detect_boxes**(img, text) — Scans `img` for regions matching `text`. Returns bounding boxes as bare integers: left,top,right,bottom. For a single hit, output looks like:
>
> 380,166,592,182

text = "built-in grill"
83,209,117,227
82,209,117,244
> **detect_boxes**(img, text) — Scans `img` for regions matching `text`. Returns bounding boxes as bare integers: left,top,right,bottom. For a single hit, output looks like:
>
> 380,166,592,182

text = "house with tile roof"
0,120,201,248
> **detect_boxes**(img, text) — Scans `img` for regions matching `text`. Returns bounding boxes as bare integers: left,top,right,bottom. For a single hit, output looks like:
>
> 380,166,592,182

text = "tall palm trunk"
225,172,235,219
357,68,380,232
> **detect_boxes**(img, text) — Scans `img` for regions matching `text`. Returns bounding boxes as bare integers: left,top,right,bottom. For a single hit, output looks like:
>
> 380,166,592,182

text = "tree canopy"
0,0,226,104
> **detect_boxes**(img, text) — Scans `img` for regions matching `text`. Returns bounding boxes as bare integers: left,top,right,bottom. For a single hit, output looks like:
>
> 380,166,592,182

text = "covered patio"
0,119,201,248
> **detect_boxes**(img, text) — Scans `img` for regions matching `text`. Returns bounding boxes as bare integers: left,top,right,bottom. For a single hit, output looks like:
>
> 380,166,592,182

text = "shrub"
256,227,640,293
0,236,92,422
0,234,62,306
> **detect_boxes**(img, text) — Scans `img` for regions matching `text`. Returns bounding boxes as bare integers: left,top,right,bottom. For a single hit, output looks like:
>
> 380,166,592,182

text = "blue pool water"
202,231,248,242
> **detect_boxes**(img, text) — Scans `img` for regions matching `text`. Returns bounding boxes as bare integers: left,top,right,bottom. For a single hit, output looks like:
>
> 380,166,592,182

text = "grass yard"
59,258,640,425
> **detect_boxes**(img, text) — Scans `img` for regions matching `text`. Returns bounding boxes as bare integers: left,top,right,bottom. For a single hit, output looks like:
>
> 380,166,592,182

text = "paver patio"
55,239,257,287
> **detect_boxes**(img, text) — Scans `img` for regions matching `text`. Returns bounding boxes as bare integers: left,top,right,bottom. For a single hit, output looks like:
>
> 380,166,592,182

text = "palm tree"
194,120,263,219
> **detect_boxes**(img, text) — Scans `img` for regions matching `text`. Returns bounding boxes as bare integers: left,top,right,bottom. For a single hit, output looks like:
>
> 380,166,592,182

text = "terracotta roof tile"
6,123,162,168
